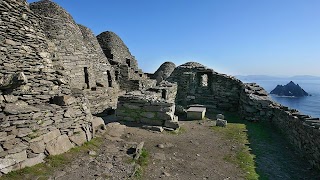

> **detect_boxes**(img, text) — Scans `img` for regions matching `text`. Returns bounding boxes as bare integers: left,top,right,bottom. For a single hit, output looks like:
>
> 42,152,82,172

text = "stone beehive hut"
97,31,156,92
97,31,138,70
0,0,96,174
29,0,120,114
152,61,176,84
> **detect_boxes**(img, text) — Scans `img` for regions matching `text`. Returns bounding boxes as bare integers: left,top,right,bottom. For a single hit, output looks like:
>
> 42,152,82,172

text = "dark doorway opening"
107,70,112,87
84,67,89,89
162,89,167,99
126,59,131,67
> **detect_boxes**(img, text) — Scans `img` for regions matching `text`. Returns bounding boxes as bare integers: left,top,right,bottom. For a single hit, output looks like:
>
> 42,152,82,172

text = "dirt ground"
125,120,244,180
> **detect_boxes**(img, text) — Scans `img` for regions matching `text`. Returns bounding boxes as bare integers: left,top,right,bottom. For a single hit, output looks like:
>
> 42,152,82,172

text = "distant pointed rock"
270,81,309,97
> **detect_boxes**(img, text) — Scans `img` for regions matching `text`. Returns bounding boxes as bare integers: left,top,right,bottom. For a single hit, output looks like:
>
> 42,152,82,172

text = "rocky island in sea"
270,81,309,97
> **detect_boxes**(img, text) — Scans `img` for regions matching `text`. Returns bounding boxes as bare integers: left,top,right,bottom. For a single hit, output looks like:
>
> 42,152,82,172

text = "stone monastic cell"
152,61,176,85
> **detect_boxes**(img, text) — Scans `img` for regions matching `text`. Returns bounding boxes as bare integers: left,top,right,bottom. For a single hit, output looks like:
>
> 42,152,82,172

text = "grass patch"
132,148,149,179
211,113,260,180
1,137,103,180
166,126,186,135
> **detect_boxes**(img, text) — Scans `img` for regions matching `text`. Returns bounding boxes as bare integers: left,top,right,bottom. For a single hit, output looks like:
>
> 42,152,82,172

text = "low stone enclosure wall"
167,62,320,170
240,83,320,169
116,82,179,129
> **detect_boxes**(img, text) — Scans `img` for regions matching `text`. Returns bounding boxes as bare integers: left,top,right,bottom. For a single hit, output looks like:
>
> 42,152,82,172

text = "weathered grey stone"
51,95,76,106
216,119,227,127
141,112,156,119
3,95,18,103
46,135,74,155
5,150,27,164
134,142,144,160
43,129,61,143
0,159,16,170
20,153,45,168
92,117,106,133
123,104,140,110
0,72,28,90
216,114,225,120
84,124,92,141
17,128,32,137
30,140,45,153
4,101,40,115
69,130,87,146
157,112,174,120
164,120,180,129
140,119,164,126
142,125,164,132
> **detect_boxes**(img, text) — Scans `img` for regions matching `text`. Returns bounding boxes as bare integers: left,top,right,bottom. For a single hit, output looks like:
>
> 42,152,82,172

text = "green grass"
211,112,261,180
166,126,186,135
132,148,149,179
1,137,103,180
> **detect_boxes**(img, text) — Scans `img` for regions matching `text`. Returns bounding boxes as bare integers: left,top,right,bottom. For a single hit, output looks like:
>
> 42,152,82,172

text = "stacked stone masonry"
167,62,320,170
116,82,179,129
0,0,96,174
29,0,120,114
1,0,320,174
167,62,241,111
97,31,156,92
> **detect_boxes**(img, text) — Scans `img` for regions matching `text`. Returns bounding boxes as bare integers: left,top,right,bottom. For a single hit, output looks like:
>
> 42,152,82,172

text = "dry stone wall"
97,31,156,92
0,0,95,174
116,82,178,128
167,62,241,111
238,83,320,169
167,62,320,169
30,0,120,114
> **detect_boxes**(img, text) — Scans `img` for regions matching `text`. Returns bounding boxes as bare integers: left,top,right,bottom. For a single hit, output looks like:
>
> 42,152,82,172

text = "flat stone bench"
187,106,206,120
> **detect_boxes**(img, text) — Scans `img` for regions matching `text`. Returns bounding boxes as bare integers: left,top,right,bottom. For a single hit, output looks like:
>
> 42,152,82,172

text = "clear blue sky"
27,0,320,76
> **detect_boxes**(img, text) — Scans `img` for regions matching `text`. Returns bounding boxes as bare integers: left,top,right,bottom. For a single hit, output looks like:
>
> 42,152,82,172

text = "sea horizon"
237,76,320,119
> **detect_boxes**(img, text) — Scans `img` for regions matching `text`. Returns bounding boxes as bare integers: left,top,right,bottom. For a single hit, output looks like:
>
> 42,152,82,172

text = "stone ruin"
97,31,156,92
1,0,320,174
0,0,157,174
116,81,179,130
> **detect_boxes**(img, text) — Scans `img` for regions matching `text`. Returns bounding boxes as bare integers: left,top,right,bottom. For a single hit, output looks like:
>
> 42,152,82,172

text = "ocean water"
241,79,320,118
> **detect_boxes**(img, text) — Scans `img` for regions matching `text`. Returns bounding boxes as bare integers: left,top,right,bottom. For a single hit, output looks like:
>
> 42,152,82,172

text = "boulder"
164,120,180,129
92,117,106,133
51,95,77,106
0,72,28,90
20,153,45,168
134,142,144,160
216,119,227,127
45,135,74,155
69,130,87,146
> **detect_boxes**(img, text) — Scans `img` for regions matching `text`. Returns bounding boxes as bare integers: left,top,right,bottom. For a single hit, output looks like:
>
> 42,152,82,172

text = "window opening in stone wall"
126,59,131,67
201,74,208,87
107,70,112,87
162,89,167,99
139,74,143,77
84,67,90,89
115,71,119,81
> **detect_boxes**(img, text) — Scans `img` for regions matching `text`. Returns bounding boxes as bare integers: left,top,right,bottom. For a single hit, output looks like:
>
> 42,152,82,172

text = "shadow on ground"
207,110,320,180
